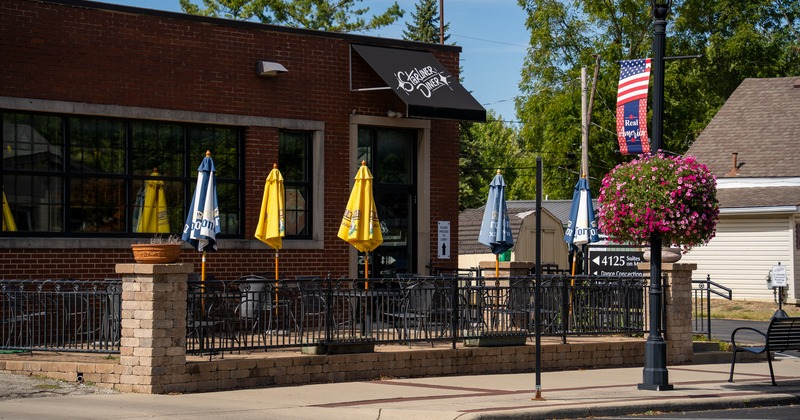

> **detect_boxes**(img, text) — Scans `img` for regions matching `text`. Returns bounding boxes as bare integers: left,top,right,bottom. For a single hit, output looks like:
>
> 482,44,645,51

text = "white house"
682,77,800,303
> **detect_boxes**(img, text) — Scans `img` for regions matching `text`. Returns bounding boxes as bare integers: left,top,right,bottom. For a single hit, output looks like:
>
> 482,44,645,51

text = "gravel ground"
0,372,119,401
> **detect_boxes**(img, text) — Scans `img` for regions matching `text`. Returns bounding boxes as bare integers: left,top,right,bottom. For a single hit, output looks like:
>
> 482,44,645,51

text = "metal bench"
729,316,800,386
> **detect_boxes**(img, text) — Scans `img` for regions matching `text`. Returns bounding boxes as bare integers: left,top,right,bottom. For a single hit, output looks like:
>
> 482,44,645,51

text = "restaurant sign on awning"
351,44,486,122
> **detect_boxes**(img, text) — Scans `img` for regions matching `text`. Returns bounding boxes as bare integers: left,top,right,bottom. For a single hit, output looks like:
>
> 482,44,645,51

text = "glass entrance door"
357,127,416,278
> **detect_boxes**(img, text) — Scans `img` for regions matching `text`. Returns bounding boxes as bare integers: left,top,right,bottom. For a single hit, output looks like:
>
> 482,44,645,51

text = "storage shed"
458,201,568,271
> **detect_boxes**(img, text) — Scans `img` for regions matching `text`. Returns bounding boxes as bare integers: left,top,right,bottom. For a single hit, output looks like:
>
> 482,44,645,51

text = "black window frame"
278,130,313,240
1,110,244,238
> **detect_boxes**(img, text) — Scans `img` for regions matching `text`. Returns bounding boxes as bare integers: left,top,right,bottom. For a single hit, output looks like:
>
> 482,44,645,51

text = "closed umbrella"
182,151,221,285
254,163,285,280
564,176,599,275
338,160,383,284
136,169,170,233
2,189,17,232
478,170,514,283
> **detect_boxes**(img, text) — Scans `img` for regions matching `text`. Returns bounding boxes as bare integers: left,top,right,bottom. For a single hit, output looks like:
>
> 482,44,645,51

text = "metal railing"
1,278,121,353
1,275,648,356
186,274,648,356
692,274,732,340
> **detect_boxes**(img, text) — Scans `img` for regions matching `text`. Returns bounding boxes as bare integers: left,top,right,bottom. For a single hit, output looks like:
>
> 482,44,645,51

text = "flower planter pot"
642,247,682,263
131,243,182,264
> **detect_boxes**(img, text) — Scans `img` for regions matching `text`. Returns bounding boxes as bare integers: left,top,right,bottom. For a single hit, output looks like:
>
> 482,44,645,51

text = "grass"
708,298,800,321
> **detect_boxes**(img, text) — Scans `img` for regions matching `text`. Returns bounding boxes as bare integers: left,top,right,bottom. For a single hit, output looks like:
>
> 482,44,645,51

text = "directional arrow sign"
588,249,645,277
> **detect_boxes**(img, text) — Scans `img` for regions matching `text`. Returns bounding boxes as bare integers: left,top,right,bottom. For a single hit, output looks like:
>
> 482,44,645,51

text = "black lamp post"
638,0,673,392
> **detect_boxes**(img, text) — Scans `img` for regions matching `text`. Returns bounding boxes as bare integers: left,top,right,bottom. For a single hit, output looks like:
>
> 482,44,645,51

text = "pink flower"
598,152,719,251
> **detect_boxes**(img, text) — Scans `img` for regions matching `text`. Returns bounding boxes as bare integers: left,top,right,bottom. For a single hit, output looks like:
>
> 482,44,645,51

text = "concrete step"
693,341,721,353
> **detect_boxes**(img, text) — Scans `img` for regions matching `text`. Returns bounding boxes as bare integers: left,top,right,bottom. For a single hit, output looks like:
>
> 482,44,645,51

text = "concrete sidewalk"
2,358,800,419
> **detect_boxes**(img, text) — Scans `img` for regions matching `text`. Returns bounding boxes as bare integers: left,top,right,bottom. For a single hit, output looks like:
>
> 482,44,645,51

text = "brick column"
639,262,696,365
115,262,193,394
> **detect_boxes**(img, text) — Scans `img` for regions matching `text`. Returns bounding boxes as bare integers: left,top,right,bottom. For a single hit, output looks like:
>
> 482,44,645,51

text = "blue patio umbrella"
564,177,599,274
478,170,514,280
182,151,221,283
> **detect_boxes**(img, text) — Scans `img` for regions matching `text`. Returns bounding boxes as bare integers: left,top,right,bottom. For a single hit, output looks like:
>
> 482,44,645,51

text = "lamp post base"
638,338,673,391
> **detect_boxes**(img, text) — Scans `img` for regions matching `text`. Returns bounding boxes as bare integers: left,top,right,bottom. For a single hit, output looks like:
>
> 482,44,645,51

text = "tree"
179,0,403,32
403,0,450,44
516,0,800,199
459,113,522,210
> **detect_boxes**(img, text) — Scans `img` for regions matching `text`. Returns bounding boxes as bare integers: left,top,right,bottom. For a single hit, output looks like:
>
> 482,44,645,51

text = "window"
279,130,312,239
1,111,242,236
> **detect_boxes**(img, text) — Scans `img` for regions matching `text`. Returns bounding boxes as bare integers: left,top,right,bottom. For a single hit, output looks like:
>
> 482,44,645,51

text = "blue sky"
99,0,529,122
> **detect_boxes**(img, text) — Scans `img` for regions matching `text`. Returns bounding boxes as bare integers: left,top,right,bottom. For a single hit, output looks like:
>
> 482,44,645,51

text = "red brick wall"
0,0,462,280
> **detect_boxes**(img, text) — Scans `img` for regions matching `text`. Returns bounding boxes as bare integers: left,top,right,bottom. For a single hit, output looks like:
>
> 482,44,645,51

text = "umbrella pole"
495,254,500,287
568,253,577,330
364,252,369,288
274,249,279,321
201,252,207,314
275,249,279,280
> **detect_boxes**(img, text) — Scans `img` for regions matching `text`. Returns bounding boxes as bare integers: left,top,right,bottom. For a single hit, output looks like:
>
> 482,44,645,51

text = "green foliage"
459,113,523,210
180,0,404,32
402,0,450,44
516,0,800,199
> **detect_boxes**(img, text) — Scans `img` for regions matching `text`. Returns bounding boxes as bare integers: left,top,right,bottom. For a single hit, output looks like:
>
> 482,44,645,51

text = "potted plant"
598,153,720,255
131,234,183,264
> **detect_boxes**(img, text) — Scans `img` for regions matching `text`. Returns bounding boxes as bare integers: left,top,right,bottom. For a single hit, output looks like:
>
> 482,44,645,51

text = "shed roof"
458,201,568,255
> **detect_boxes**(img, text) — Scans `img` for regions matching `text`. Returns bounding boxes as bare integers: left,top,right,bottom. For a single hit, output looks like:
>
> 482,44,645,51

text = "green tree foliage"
459,113,523,210
179,0,403,32
517,0,799,199
403,0,450,44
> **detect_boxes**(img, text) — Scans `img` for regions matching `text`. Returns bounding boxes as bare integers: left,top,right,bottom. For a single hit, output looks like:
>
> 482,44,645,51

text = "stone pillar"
639,262,696,365
115,262,193,394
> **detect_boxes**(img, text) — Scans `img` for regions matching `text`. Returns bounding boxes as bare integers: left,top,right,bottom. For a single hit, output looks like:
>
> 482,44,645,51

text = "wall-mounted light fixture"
387,110,403,118
256,61,288,77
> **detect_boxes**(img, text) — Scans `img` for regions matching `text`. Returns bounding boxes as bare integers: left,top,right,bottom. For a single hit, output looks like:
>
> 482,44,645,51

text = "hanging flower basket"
598,153,719,252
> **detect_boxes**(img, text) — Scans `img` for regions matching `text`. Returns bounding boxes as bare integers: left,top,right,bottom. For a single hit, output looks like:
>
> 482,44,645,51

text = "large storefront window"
1,111,242,236
279,130,312,239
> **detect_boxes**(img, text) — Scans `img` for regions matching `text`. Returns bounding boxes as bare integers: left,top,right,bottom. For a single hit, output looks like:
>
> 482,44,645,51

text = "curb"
469,391,800,419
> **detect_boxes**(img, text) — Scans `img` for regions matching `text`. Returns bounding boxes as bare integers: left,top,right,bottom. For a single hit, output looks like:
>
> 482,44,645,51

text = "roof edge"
51,0,463,53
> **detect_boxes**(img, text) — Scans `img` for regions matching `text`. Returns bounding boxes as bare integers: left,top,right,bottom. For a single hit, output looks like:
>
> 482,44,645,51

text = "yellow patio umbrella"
254,163,285,280
338,160,383,286
136,169,170,233
2,190,17,232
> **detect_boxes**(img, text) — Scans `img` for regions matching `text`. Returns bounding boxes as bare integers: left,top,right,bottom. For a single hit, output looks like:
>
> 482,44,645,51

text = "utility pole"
581,67,588,178
439,0,444,45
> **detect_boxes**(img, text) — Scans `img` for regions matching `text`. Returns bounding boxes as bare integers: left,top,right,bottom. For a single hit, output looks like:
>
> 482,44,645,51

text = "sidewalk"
2,358,799,419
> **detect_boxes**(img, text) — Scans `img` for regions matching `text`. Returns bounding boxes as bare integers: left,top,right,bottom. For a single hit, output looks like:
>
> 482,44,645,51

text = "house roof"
685,77,800,212
717,186,800,209
458,200,576,254
686,77,800,178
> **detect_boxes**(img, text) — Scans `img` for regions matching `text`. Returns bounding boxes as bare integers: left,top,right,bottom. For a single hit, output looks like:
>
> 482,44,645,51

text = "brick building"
0,0,485,280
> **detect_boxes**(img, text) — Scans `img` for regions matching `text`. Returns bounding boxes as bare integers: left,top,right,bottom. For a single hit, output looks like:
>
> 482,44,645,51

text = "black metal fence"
1,278,121,353
185,275,649,356
1,275,650,356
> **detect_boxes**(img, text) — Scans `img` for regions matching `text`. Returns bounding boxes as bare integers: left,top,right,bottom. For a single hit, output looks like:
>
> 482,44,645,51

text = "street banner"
616,58,652,155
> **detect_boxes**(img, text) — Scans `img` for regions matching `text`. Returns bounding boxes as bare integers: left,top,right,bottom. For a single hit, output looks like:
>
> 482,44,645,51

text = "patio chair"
232,276,272,347
381,280,435,345
297,282,327,342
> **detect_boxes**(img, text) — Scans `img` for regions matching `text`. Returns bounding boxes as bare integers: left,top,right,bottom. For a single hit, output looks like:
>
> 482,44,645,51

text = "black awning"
352,44,486,122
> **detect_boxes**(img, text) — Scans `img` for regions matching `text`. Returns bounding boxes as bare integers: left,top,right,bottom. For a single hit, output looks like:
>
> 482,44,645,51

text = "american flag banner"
616,58,652,155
